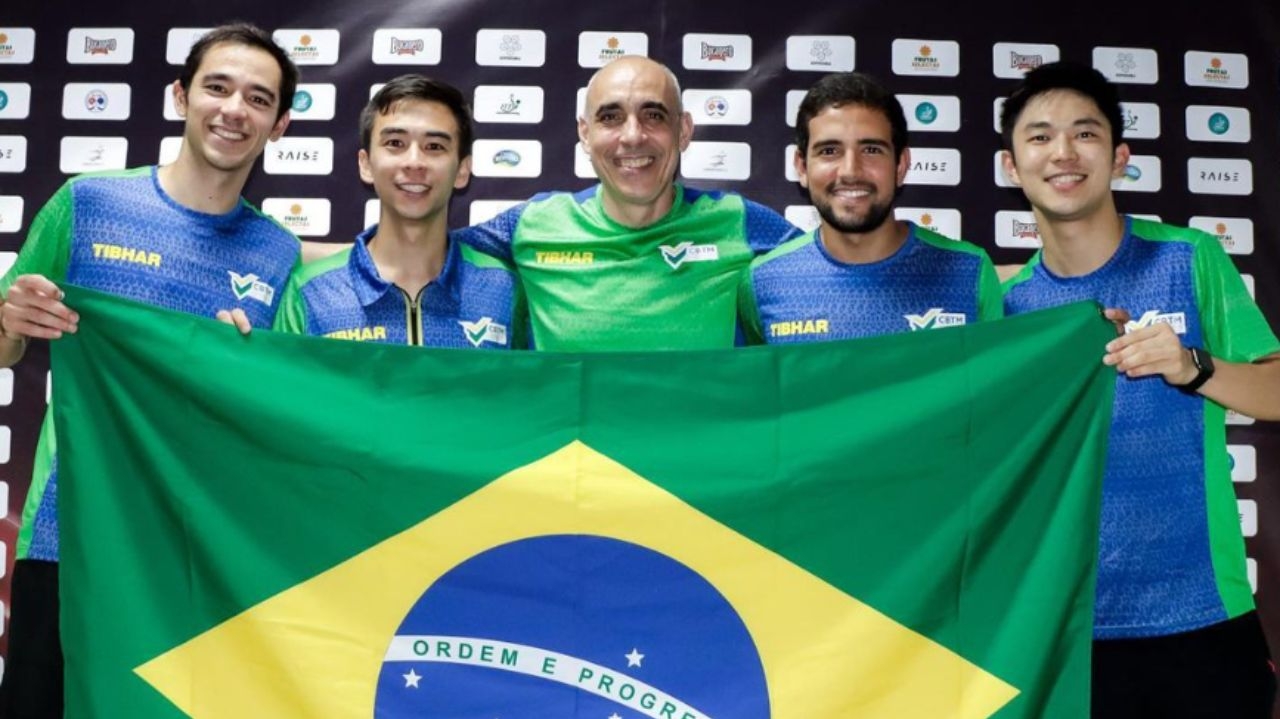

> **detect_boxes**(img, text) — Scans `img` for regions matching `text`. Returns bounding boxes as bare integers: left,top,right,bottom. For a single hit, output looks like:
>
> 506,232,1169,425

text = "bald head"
577,55,694,227
584,56,684,117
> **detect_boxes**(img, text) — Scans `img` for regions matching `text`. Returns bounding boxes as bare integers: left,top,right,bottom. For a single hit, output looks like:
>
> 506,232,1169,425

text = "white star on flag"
609,714,623,719
403,668,422,688
625,648,645,667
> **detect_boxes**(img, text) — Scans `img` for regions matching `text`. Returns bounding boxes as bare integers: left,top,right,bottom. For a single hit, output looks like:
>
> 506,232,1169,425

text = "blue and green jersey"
0,166,300,562
274,226,525,350
1003,216,1279,639
739,222,1002,344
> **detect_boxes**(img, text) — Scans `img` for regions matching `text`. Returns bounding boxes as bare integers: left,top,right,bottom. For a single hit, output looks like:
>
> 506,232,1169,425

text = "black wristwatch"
1178,346,1215,393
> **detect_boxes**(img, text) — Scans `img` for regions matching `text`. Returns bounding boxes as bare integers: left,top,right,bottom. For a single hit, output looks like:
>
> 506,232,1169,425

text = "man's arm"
1104,325,1280,420
0,274,78,367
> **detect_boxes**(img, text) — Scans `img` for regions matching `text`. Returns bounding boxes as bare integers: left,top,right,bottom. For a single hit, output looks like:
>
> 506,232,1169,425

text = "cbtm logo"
458,317,509,347
1124,310,1187,335
905,308,965,331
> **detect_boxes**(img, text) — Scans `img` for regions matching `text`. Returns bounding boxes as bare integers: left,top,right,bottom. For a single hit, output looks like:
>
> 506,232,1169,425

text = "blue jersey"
738,223,1002,344
274,226,525,349
0,166,301,562
1003,216,1279,639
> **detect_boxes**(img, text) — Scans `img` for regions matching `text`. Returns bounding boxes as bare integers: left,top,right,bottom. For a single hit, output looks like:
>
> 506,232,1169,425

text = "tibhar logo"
391,37,424,55
228,271,275,306
659,242,720,269
1114,52,1137,76
905,308,965,331
810,40,833,65
93,243,160,268
85,37,117,55
701,42,734,61
1012,220,1039,238
1010,52,1043,70
770,318,829,338
326,326,388,342
458,317,509,347
1125,310,1187,335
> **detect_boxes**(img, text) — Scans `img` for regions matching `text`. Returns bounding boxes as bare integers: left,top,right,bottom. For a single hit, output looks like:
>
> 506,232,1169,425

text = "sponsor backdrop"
0,0,1277,699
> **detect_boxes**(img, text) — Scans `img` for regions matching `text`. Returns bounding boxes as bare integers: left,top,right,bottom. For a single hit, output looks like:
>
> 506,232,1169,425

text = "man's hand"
3,274,77,340
215,308,253,335
1103,318,1197,385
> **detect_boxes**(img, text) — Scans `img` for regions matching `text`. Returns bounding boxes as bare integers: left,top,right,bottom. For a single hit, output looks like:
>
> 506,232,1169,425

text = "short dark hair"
1000,61,1124,152
795,72,908,162
179,23,298,121
359,74,474,159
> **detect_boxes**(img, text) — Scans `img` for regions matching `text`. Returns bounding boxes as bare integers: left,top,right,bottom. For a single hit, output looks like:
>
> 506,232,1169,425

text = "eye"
249,95,272,108
597,111,622,125
383,138,405,149
204,82,228,95
426,142,448,152
863,145,884,155
644,109,668,123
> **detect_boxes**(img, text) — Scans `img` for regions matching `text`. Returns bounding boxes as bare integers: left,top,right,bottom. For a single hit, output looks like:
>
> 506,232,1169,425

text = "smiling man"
739,72,1000,344
0,23,302,717
458,56,801,351
1000,61,1280,718
274,75,524,349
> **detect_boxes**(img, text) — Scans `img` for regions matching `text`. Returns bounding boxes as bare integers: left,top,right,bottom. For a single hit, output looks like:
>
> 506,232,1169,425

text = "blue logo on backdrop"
915,102,938,125
0,90,8,112
292,90,313,113
1208,112,1230,135
375,535,770,718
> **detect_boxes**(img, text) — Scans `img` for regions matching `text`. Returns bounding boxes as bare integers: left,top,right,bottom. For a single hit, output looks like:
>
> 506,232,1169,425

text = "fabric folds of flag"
54,286,1113,718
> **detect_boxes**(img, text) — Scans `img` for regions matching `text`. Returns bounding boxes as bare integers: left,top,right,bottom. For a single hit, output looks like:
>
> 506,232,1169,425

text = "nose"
836,149,860,180
619,115,643,145
221,91,249,119
404,143,428,169
1049,134,1078,162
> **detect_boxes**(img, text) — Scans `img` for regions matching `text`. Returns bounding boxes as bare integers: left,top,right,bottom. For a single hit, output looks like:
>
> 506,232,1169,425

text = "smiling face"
359,98,471,229
172,41,291,179
578,57,693,226
795,103,908,235
1001,89,1129,224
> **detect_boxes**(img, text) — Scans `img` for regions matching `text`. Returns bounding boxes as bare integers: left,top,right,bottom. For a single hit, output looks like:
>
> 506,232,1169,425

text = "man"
738,72,1000,344
1000,61,1279,717
0,24,301,716
274,75,525,349
458,55,802,351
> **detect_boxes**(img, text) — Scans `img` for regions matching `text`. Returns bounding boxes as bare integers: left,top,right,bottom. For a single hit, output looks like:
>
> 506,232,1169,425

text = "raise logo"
1124,310,1187,335
905,308,965,331
458,317,509,347
228,271,276,306
659,242,719,269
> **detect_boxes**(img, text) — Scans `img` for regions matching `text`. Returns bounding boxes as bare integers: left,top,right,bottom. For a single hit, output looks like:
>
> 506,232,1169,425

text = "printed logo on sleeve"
770,318,830,339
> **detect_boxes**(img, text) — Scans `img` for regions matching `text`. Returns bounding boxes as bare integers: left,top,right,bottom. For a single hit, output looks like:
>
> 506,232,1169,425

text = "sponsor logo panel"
891,40,959,77
681,142,751,181
59,136,128,173
577,32,648,68
992,42,1059,78
476,29,546,67
472,139,543,178
786,35,854,72
371,29,442,65
681,33,752,71
66,28,134,64
1092,47,1158,84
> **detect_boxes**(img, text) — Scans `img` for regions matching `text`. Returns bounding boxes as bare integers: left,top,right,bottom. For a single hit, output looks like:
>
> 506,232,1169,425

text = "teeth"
398,184,429,193
1048,174,1085,185
211,127,247,142
616,157,654,169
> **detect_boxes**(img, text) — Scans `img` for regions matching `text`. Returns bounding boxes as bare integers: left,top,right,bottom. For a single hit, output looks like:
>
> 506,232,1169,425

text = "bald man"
458,56,801,351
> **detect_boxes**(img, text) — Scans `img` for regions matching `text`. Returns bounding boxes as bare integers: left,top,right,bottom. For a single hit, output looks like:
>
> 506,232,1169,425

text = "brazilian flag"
55,286,1113,718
